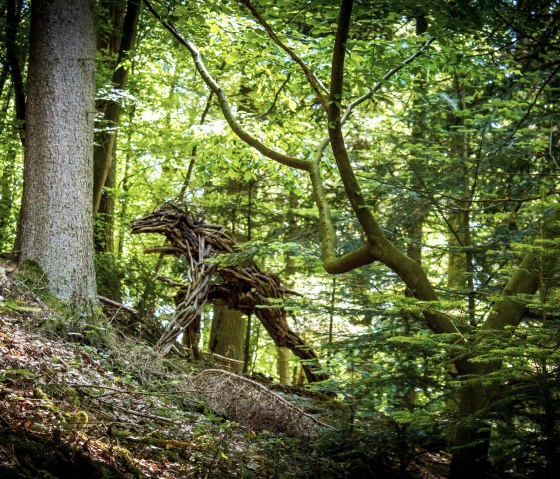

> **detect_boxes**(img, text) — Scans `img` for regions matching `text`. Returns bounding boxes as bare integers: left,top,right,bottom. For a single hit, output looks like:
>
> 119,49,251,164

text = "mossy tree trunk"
17,0,98,308
449,234,559,477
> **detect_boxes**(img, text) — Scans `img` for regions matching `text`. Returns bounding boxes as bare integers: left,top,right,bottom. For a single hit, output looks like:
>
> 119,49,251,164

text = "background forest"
1,0,559,478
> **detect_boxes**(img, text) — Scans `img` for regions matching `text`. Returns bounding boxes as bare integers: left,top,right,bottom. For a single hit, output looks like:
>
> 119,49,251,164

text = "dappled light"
1,0,559,477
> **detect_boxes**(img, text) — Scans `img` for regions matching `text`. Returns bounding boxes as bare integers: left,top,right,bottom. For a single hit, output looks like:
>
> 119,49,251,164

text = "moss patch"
0,427,133,479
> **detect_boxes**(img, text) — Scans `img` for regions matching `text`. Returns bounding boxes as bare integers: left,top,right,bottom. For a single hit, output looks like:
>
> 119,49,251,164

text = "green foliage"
95,253,125,301
311,309,454,474
0,368,35,382
1,0,560,475
14,260,50,294
458,320,560,477
0,298,41,314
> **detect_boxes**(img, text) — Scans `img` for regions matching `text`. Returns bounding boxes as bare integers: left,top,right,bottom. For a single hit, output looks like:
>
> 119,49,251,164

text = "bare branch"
98,295,137,314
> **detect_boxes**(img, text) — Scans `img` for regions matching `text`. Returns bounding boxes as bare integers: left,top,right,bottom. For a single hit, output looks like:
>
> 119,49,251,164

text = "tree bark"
449,210,560,477
277,347,292,385
210,304,246,372
93,0,141,217
5,0,26,145
17,0,97,307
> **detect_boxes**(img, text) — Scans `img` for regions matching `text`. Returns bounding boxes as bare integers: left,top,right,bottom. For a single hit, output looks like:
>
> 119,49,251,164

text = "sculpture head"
131,202,195,236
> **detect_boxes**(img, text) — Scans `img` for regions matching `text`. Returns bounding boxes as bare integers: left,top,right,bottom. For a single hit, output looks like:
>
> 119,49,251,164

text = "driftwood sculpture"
132,203,327,382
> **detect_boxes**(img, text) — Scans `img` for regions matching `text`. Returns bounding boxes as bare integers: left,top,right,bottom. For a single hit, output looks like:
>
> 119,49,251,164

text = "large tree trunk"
17,0,97,307
448,381,493,479
448,219,560,477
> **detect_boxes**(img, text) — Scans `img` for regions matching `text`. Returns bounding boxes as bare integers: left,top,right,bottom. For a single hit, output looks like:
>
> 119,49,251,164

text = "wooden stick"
98,295,137,314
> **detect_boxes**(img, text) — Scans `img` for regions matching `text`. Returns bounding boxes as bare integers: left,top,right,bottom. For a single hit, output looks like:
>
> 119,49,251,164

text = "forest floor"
0,263,450,478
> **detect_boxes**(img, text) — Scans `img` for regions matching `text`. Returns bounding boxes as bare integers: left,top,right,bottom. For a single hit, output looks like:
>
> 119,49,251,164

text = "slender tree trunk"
243,313,252,373
0,90,16,251
117,106,135,256
5,0,26,145
0,145,17,251
95,139,117,253
94,0,126,254
250,322,261,374
277,347,292,385
17,0,97,307
0,145,17,252
0,64,9,105
209,304,246,372
328,276,336,352
93,0,140,217
447,212,467,292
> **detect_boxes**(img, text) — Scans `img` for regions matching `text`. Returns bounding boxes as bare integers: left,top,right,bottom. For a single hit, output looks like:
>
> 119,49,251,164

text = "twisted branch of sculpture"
132,203,327,382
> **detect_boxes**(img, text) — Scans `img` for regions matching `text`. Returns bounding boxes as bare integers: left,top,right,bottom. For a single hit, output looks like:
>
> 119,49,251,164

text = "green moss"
60,386,83,406
62,410,89,427
0,427,130,479
15,259,49,287
14,260,65,312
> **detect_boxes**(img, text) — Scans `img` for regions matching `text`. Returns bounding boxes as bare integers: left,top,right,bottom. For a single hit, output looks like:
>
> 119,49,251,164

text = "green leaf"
287,98,297,112
0,368,36,382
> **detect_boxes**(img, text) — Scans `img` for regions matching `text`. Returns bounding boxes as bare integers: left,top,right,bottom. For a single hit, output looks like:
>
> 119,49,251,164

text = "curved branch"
143,0,310,171
144,0,459,335
309,150,376,274
328,0,387,257
305,35,435,274
327,0,459,335
238,0,328,111
484,209,560,331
